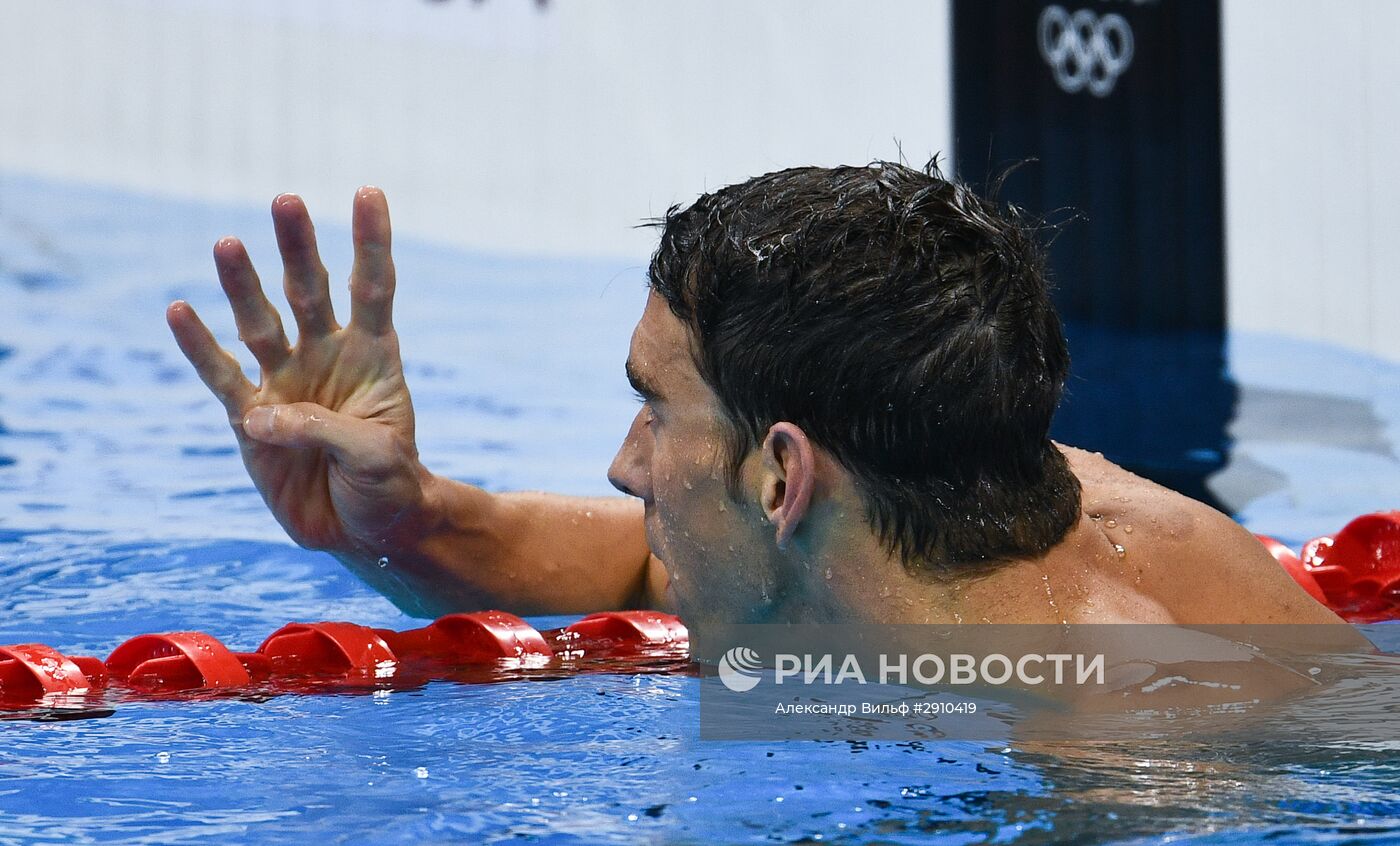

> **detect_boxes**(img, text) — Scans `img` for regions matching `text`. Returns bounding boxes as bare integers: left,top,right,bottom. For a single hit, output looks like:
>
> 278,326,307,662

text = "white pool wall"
1222,0,1400,364
0,0,1395,361
0,0,952,262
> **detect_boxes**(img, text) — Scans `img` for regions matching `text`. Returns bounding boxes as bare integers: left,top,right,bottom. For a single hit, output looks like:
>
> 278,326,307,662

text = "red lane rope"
1257,510,1400,623
0,610,689,712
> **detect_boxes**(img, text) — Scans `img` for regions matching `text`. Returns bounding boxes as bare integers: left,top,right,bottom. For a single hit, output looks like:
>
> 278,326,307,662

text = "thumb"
242,402,385,460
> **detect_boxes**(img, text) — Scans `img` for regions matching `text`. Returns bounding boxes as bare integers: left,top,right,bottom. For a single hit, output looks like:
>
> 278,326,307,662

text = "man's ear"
759,422,817,551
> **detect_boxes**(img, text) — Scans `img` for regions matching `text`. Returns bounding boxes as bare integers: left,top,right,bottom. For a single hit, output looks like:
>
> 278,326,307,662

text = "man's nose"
607,410,652,501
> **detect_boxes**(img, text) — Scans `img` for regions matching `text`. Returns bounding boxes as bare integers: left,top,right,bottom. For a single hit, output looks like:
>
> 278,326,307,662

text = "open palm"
168,188,427,555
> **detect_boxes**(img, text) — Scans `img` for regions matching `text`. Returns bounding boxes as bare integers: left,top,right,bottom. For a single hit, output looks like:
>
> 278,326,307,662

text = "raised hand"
167,188,429,558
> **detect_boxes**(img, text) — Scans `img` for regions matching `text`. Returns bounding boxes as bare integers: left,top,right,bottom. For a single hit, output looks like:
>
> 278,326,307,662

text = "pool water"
2,173,1399,844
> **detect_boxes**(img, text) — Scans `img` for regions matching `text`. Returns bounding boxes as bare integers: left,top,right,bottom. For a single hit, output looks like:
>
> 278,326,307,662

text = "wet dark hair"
647,160,1081,573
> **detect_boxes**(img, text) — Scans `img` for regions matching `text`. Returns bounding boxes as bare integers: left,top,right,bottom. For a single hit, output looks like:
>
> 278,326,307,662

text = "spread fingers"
214,237,292,372
166,300,257,420
272,194,340,339
349,186,397,337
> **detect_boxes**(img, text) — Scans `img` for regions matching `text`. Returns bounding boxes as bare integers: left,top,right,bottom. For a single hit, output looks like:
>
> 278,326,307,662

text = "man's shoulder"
1059,443,1262,557
1058,443,1204,529
1055,443,1342,624
1060,441,1237,575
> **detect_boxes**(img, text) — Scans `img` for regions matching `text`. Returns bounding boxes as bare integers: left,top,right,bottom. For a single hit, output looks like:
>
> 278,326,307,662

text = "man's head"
608,161,1081,621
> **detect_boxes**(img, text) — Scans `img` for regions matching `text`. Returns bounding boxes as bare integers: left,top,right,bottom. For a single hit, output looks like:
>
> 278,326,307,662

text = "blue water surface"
2,173,1399,844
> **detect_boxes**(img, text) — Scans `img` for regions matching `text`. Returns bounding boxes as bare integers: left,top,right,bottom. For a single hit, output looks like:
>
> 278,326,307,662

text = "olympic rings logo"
1037,5,1135,98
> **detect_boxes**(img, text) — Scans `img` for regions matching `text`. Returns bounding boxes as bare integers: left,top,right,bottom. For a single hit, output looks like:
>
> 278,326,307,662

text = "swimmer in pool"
166,162,1344,628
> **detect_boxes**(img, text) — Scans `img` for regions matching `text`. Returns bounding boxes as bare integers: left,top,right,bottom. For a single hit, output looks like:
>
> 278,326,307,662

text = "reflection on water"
1,174,1398,843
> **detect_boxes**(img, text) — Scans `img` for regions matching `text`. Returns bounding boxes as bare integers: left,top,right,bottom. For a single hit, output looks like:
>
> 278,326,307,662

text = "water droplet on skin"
1105,519,1117,528
1124,525,1133,534
377,556,390,569
584,511,593,519
1113,544,1126,558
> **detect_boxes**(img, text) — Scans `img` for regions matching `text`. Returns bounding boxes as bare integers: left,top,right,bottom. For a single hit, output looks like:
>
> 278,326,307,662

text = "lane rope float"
0,610,689,712
1256,510,1400,623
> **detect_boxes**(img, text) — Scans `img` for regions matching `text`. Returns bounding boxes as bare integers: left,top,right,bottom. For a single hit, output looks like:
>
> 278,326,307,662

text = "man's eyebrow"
625,359,664,401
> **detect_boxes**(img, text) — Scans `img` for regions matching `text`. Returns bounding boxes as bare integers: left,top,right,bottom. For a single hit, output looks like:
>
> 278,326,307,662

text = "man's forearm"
331,475,659,618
